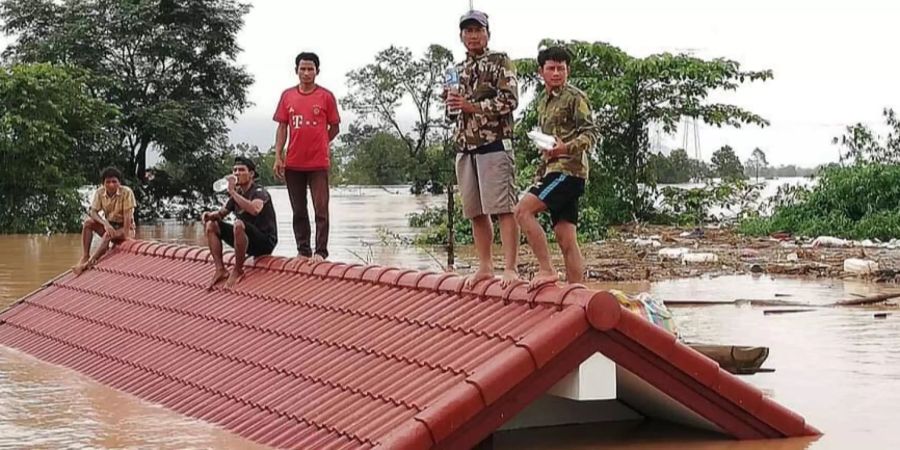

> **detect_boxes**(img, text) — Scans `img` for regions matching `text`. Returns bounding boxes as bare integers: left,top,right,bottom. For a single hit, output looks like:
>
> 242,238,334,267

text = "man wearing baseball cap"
201,156,278,289
445,10,521,289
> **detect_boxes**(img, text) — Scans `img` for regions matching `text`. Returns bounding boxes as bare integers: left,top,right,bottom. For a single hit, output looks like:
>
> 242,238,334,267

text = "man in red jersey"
273,52,341,262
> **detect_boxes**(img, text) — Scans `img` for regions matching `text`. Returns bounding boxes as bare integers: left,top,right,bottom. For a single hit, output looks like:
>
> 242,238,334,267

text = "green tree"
689,157,712,181
775,164,798,177
711,145,746,180
515,40,771,225
144,142,278,220
746,147,768,181
343,45,455,193
742,109,900,240
650,148,697,183
832,108,900,165
335,123,413,185
1,0,254,216
0,63,117,233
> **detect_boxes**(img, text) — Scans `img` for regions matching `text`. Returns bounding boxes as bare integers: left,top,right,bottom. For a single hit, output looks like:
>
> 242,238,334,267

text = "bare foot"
71,258,96,277
528,271,559,291
463,270,495,290
499,269,519,288
71,262,87,277
310,254,325,264
206,269,229,290
224,270,244,289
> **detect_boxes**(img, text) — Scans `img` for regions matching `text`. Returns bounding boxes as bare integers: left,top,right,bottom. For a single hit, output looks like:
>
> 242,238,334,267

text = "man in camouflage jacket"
445,10,520,289
514,46,600,288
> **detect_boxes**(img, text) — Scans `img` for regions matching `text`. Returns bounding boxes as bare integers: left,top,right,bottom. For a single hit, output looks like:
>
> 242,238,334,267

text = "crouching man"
201,156,278,289
73,167,136,276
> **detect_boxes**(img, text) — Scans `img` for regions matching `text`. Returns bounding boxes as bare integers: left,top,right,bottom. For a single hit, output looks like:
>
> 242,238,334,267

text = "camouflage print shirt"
537,83,600,179
451,49,519,152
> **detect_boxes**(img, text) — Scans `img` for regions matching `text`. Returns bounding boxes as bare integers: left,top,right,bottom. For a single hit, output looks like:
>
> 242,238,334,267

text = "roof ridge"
112,241,605,315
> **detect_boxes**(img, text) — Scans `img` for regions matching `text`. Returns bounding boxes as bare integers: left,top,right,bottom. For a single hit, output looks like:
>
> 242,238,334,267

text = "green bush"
738,164,900,240
408,199,474,246
408,195,608,245
656,179,763,226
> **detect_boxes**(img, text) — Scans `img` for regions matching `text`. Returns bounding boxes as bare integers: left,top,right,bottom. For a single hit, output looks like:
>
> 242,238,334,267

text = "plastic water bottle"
444,65,460,119
212,175,235,192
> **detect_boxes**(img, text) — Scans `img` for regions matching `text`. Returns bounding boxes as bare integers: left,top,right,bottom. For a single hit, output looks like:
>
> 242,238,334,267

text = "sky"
4,0,900,167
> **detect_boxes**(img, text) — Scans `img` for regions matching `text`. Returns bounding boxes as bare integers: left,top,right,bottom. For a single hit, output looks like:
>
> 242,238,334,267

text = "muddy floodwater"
2,187,898,449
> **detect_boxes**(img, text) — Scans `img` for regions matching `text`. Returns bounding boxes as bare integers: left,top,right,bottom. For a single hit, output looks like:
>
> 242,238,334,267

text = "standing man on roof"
272,52,341,263
445,10,520,288
514,46,600,288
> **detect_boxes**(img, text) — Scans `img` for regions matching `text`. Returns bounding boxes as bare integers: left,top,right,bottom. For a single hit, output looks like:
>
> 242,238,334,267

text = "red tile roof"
0,240,819,449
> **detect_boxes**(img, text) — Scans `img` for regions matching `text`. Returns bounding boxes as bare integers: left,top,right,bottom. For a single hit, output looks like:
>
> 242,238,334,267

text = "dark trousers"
285,169,330,258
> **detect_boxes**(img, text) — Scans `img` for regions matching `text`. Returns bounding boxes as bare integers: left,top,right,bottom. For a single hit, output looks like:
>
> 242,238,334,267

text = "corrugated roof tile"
0,241,819,448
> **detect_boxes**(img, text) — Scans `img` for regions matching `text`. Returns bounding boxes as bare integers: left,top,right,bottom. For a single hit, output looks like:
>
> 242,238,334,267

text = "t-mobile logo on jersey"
288,106,319,129
291,113,305,129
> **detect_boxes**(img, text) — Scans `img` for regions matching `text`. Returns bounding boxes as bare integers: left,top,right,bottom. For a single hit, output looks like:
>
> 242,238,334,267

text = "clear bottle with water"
212,175,235,192
444,65,461,120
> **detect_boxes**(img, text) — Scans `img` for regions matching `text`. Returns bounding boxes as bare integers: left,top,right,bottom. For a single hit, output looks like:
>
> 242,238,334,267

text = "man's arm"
545,95,600,160
202,205,232,223
120,189,137,238
473,55,519,117
274,122,288,180
328,122,340,142
228,190,265,217
275,123,288,161
89,208,112,231
123,208,135,238
326,92,341,142
88,190,113,231
272,91,290,180
564,94,600,156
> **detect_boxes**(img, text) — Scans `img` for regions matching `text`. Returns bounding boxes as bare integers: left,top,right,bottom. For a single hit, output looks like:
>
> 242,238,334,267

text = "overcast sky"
5,0,899,167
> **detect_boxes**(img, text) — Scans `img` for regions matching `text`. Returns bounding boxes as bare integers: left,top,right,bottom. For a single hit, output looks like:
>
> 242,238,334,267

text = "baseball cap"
233,156,259,178
459,10,489,29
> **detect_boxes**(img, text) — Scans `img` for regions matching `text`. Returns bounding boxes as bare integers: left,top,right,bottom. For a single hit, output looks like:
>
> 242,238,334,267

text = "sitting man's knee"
204,220,219,234
234,219,245,232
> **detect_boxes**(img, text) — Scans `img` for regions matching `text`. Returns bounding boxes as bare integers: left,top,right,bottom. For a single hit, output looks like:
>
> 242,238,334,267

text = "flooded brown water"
1,188,899,449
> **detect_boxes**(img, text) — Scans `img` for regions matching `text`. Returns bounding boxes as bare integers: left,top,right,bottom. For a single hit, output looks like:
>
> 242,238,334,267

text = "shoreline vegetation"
2,3,898,285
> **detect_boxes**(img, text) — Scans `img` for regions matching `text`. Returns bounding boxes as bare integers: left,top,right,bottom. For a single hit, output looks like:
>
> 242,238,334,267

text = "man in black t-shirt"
201,156,278,289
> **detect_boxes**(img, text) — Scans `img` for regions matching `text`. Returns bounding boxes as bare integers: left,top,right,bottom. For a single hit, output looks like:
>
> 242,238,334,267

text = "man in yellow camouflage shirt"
445,10,520,289
73,167,136,275
514,46,600,288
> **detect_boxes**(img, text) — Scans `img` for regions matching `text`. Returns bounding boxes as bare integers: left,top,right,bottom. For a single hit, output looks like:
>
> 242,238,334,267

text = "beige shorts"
456,143,517,219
